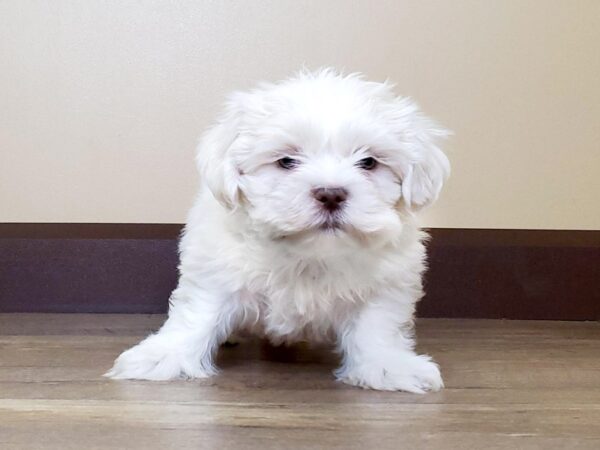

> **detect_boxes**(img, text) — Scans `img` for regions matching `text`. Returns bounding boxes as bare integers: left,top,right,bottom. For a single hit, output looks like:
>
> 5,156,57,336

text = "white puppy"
106,69,450,393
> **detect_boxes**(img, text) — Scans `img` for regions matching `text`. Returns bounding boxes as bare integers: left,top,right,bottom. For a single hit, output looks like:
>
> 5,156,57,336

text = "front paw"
336,354,443,394
105,336,216,381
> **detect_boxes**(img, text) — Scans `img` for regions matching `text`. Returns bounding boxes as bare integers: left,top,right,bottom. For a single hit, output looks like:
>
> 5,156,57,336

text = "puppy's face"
198,70,449,247
238,118,405,242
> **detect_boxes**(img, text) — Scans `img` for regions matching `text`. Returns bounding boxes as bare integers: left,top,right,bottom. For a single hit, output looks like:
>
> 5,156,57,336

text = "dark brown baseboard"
1,224,598,320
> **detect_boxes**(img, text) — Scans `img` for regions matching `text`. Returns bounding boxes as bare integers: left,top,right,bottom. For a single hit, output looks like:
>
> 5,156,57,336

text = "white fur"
106,69,450,393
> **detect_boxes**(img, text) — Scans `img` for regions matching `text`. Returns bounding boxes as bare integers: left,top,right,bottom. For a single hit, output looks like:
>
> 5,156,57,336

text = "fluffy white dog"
106,69,450,393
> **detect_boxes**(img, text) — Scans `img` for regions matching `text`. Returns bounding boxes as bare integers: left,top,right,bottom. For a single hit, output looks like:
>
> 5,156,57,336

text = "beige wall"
1,1,599,229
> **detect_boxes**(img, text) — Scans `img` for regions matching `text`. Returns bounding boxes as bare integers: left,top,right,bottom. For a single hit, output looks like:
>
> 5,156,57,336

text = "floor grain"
0,314,599,449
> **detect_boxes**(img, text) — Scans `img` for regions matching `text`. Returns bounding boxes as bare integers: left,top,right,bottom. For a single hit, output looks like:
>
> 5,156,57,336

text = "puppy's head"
198,69,450,247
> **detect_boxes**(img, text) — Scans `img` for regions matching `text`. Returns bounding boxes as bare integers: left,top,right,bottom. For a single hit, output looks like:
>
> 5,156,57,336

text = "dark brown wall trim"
1,224,599,320
0,223,183,239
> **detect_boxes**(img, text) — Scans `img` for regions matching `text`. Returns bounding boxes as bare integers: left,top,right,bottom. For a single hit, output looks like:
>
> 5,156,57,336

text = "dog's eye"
277,157,300,170
356,157,378,170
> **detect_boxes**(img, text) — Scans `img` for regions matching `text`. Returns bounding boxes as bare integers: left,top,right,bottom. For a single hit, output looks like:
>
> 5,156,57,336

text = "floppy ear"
395,99,451,210
196,96,245,209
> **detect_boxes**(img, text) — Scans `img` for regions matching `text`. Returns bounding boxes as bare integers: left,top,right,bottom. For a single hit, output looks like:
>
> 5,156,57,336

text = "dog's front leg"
335,291,443,393
106,282,237,380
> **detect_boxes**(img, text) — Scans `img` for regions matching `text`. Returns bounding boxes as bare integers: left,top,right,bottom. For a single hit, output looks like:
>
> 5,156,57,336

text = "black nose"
312,187,348,212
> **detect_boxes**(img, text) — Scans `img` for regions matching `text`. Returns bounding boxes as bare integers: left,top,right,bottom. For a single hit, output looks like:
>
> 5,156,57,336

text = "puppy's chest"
239,257,376,341
253,254,376,301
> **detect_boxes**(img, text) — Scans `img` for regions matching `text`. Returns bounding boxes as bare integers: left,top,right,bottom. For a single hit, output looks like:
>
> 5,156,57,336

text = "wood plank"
0,315,599,449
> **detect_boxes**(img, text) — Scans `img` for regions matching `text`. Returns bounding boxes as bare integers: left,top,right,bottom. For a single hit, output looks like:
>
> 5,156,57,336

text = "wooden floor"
1,315,599,449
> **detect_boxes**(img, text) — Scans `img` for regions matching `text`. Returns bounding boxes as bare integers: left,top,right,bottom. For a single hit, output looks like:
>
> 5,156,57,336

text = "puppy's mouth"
318,216,345,232
273,214,348,241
